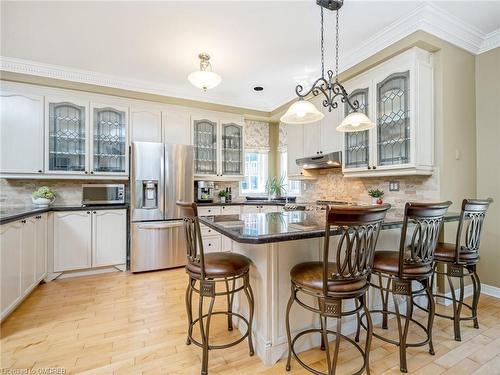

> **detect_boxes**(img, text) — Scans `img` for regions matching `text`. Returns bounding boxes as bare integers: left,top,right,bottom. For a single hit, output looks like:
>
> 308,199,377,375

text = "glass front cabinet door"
46,97,89,175
344,88,370,170
193,118,218,176
221,122,243,176
90,103,128,176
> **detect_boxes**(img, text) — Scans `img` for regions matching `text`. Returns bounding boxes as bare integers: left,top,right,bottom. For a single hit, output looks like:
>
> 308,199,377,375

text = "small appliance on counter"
82,184,125,205
195,181,214,203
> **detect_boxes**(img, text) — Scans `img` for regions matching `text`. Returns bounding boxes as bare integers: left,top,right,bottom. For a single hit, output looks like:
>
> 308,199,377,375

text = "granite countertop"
198,209,461,244
0,204,129,225
197,200,289,207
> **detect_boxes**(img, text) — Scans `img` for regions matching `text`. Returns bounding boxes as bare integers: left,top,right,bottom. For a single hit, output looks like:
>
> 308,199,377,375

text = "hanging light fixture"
281,0,375,132
188,53,222,92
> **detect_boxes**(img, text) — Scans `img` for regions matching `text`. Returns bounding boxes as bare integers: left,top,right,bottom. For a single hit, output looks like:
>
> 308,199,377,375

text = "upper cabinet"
130,107,162,143
342,47,434,177
0,87,44,174
192,115,244,180
162,108,191,145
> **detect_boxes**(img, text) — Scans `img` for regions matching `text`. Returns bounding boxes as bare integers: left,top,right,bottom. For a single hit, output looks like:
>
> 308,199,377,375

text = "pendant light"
280,0,375,133
188,53,222,92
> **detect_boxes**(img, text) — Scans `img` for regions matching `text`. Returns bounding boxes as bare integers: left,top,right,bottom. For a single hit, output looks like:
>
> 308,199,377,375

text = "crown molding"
479,29,500,54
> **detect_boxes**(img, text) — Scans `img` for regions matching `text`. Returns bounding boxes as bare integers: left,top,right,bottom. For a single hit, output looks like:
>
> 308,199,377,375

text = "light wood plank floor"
1,268,500,374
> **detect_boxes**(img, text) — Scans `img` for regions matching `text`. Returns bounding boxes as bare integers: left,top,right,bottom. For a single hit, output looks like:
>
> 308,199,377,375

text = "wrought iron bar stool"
416,198,492,342
285,204,391,375
360,201,451,373
177,202,254,375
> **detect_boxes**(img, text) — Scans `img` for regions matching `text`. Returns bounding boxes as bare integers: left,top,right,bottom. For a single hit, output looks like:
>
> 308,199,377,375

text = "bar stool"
285,204,391,375
177,202,254,375
362,201,451,373
424,198,493,341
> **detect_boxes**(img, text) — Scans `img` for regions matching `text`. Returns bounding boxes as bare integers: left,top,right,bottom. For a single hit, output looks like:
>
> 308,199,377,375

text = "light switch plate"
389,181,400,191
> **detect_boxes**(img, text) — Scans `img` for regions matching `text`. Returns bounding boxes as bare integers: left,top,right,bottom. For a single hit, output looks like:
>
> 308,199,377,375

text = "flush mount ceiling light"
188,53,222,92
281,0,375,132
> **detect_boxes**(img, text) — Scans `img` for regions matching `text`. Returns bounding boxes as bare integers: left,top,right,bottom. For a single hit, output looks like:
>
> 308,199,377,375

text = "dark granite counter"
197,200,288,207
198,210,460,244
0,204,129,225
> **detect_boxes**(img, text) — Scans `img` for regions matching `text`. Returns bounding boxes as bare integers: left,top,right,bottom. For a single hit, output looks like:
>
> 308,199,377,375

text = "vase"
220,197,226,204
32,196,55,207
371,197,383,205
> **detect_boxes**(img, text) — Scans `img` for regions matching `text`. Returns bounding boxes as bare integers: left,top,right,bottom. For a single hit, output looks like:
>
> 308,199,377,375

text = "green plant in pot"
218,190,229,204
32,186,56,207
266,175,286,200
368,188,384,205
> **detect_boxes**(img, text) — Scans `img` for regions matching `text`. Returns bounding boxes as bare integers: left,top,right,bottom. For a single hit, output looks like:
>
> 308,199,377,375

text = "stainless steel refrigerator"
130,142,193,272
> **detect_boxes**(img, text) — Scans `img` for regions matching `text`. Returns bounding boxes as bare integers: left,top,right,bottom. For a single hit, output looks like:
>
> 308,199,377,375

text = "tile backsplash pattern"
0,179,127,206
300,169,440,215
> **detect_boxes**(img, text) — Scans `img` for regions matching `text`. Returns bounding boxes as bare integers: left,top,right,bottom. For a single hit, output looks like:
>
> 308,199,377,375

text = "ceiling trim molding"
1,2,498,113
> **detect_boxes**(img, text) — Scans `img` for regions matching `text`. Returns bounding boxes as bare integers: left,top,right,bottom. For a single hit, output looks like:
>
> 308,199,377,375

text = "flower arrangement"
32,186,56,206
368,189,384,205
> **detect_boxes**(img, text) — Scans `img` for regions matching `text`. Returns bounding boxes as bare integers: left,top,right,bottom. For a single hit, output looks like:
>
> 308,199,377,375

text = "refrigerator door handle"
136,221,184,230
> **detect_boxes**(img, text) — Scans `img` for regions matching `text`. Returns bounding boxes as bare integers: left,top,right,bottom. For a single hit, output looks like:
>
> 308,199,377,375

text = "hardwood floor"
1,268,500,374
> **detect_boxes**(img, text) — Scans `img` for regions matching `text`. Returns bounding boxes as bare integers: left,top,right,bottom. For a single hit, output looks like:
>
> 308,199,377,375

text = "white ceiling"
1,1,499,112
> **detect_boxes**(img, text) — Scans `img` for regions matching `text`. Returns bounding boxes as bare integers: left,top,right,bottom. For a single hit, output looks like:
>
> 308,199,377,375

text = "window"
240,152,268,195
280,152,300,196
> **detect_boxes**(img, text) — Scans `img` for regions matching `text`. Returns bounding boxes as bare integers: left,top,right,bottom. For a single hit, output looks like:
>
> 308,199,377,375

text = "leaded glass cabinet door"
91,104,128,175
46,98,88,174
221,122,243,176
376,71,410,167
193,118,218,175
344,89,370,169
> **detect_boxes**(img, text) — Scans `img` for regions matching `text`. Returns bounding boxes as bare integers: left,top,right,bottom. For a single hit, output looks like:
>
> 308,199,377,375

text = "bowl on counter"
31,196,55,207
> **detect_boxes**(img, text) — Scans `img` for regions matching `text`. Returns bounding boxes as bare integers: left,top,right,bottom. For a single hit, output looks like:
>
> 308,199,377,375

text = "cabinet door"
285,123,304,177
375,71,411,168
303,122,320,157
21,217,37,293
344,88,371,170
202,235,222,253
260,205,281,213
90,103,129,176
130,107,162,143
45,97,89,175
0,221,22,319
320,106,342,153
163,110,191,145
241,205,260,214
221,122,244,176
53,211,92,272
0,90,44,174
35,214,47,282
92,209,127,267
192,118,218,176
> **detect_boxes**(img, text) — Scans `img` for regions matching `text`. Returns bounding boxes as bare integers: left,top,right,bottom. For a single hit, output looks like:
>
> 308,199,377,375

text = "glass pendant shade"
280,99,324,124
188,71,222,91
336,112,375,132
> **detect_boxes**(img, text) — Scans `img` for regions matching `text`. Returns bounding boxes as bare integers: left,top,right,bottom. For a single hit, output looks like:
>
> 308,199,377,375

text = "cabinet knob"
21,219,26,224
372,165,377,170
37,170,42,173
367,166,372,170
85,171,88,174
93,211,96,214
90,171,94,174
87,211,90,214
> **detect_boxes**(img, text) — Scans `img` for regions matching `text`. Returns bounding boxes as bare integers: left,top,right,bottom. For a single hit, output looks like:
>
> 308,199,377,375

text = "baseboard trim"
482,283,500,299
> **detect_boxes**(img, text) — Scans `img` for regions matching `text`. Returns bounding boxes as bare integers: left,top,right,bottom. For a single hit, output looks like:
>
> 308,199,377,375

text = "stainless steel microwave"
82,184,125,205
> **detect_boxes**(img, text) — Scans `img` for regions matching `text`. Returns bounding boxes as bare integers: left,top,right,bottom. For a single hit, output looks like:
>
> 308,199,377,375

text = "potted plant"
32,186,56,207
265,175,286,200
218,190,229,204
368,189,384,205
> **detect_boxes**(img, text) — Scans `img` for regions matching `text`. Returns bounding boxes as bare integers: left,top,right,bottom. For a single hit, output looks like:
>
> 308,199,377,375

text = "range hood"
296,151,342,170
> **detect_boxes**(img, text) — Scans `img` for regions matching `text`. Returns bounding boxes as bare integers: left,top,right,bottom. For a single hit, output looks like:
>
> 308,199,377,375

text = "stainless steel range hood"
296,151,342,169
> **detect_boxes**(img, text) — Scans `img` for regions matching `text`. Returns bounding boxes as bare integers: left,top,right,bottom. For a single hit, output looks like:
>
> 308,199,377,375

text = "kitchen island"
198,209,460,365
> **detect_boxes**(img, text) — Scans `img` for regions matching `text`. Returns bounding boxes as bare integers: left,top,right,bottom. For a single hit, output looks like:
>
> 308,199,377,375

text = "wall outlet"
389,181,400,191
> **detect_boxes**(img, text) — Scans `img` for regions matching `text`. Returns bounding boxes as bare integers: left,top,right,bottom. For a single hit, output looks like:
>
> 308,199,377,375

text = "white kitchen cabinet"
20,216,37,293
260,205,282,213
130,107,162,143
319,105,343,153
0,221,22,320
198,206,221,216
0,87,44,174
241,205,281,214
92,209,127,267
342,47,434,177
220,205,241,215
241,205,261,214
286,123,304,179
303,122,321,158
53,211,92,272
34,214,48,282
202,236,222,253
162,109,191,145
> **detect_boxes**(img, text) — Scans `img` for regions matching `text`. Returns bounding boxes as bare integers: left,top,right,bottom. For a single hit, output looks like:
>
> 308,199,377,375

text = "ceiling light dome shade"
280,99,324,124
188,70,222,91
336,112,375,132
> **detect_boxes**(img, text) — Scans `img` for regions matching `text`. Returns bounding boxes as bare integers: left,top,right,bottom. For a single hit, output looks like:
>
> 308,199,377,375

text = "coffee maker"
195,181,214,203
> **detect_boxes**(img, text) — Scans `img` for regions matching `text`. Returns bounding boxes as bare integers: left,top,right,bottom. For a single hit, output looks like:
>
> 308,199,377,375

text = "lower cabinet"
53,209,126,272
0,214,48,321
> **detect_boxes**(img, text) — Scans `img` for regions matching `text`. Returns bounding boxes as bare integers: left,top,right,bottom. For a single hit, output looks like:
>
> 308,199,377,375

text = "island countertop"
198,209,460,244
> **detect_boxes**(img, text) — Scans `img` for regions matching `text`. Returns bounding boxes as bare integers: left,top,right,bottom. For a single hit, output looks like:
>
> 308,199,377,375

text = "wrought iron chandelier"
281,0,375,132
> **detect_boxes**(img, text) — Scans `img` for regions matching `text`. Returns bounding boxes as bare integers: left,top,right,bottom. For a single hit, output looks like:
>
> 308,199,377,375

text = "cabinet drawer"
200,223,217,237
202,235,222,253
198,206,221,216
261,205,282,213
220,205,240,215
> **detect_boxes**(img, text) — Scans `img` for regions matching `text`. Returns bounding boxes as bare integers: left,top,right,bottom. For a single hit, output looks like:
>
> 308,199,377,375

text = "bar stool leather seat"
291,261,367,294
373,250,433,277
186,252,251,278
434,242,479,262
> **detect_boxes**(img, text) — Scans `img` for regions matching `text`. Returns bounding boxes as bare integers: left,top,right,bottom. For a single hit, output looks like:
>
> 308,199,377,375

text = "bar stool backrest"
398,201,452,276
323,204,391,295
176,201,207,279
455,198,493,262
